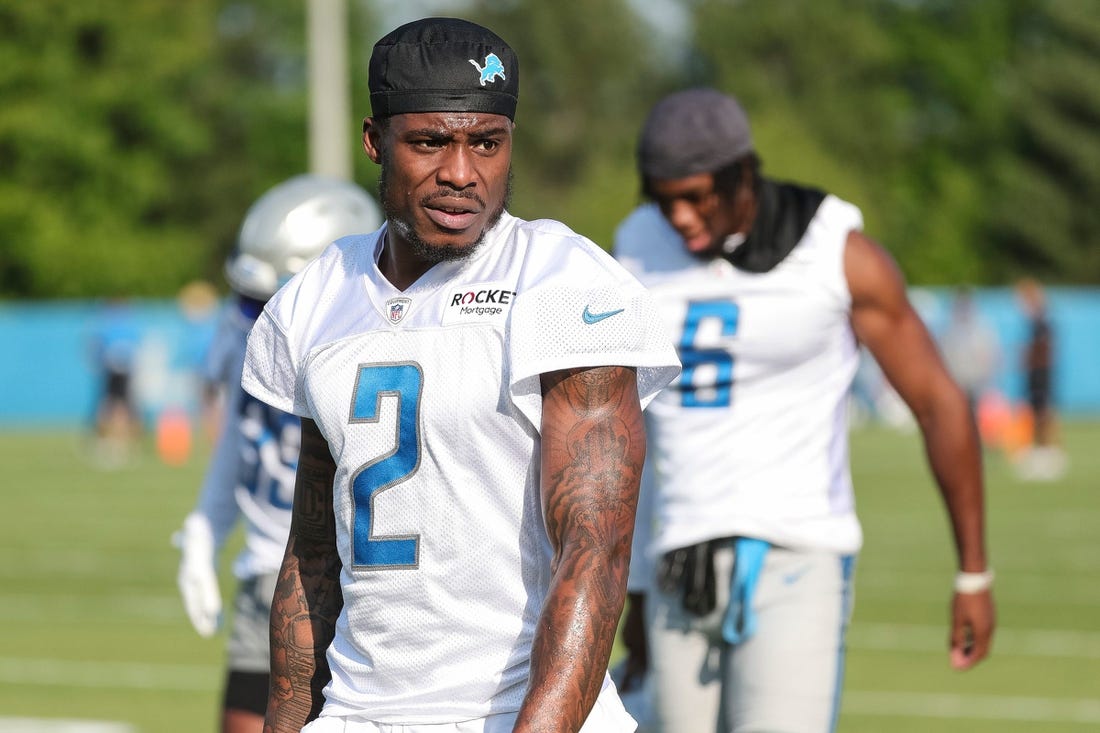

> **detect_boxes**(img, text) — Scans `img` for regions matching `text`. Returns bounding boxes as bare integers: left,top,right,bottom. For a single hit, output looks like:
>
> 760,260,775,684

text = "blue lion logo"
468,53,506,86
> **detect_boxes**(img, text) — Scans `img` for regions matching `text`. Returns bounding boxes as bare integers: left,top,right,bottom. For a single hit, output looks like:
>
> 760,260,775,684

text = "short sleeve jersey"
242,212,680,723
614,199,864,557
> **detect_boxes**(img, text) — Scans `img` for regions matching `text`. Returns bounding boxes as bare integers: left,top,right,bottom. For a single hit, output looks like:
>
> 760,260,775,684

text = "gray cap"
638,88,754,180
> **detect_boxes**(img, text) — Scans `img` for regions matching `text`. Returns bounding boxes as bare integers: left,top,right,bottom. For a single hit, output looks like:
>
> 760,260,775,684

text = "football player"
615,88,995,733
174,175,380,733
242,17,680,733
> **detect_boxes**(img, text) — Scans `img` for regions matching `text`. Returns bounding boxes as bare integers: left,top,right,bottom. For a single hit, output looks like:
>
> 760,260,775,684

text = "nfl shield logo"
386,297,411,324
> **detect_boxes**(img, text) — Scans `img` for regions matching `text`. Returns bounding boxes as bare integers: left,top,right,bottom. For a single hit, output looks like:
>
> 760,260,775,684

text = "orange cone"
156,407,193,466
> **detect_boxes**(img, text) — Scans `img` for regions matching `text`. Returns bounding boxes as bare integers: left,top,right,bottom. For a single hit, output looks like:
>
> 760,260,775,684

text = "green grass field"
1,422,1098,732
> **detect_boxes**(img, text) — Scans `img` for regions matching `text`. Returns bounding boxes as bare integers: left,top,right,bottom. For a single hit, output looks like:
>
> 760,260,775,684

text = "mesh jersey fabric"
241,211,680,723
614,199,864,560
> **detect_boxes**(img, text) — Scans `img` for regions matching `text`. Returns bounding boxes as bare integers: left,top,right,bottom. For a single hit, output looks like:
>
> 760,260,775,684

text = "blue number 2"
349,363,422,569
680,301,739,408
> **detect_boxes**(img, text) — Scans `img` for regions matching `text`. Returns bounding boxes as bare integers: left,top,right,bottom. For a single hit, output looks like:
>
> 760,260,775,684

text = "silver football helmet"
226,175,382,300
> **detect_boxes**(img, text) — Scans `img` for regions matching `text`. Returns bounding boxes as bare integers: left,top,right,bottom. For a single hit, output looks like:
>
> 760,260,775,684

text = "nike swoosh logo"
582,306,625,325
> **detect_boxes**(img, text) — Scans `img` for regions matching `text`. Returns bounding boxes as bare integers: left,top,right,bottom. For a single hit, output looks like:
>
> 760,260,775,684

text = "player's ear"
363,117,384,164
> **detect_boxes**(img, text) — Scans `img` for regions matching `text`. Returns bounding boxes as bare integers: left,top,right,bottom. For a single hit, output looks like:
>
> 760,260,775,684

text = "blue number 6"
680,301,739,408
349,363,422,569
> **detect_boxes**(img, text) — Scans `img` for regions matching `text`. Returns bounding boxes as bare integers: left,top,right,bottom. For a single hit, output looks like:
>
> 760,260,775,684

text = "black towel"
726,179,826,273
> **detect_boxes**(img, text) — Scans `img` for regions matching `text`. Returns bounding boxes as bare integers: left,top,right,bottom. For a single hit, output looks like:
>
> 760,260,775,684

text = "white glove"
173,513,222,638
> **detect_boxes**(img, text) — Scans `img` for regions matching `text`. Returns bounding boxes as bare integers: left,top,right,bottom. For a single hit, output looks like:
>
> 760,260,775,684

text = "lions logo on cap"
469,53,506,86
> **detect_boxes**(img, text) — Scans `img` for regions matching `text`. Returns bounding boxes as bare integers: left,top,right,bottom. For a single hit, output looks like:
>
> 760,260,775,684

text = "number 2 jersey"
614,198,865,565
241,211,680,723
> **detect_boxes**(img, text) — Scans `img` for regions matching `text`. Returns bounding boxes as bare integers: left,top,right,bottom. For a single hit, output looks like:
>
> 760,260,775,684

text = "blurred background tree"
1,0,1098,299
683,0,1095,285
984,0,1100,283
0,0,371,298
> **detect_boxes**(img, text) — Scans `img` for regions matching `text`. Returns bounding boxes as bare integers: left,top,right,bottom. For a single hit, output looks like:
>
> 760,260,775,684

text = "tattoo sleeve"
264,418,343,733
513,366,646,733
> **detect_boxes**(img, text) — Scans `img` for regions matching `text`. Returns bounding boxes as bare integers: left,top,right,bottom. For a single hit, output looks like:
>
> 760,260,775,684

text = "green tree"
684,0,1016,283
3,1,1098,295
686,0,1100,284
985,0,1100,283
0,0,370,299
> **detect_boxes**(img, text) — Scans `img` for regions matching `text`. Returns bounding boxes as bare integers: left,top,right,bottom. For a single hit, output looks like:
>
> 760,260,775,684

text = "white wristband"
954,569,994,594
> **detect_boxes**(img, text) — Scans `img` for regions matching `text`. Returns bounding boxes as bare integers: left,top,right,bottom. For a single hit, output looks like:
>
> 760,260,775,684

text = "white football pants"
647,540,855,733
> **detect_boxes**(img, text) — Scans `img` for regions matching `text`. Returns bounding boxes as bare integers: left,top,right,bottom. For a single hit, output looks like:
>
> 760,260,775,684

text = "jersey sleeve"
507,234,680,430
821,195,864,307
192,391,244,547
201,307,235,385
612,203,676,277
241,305,303,417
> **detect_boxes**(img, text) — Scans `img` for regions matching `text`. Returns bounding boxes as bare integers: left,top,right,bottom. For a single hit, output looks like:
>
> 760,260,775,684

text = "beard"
379,165,513,265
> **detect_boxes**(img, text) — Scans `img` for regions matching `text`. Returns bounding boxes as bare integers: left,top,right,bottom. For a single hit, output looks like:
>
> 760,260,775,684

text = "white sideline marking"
3,658,1100,727
844,691,1100,724
0,657,218,692
0,593,184,625
0,719,135,733
849,622,1100,659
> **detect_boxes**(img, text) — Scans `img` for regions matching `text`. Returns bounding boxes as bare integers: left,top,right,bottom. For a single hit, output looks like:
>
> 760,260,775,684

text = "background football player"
173,174,380,733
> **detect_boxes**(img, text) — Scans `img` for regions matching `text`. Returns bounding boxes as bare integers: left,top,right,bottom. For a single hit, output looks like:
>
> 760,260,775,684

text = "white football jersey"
195,297,298,579
615,200,864,562
242,212,680,723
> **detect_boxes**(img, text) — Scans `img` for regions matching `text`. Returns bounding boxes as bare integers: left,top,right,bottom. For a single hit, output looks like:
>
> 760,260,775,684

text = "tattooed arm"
513,366,646,733
264,418,343,733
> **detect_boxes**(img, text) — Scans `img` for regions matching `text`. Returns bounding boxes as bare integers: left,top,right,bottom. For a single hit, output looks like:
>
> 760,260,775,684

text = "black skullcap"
638,88,754,180
369,17,519,121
